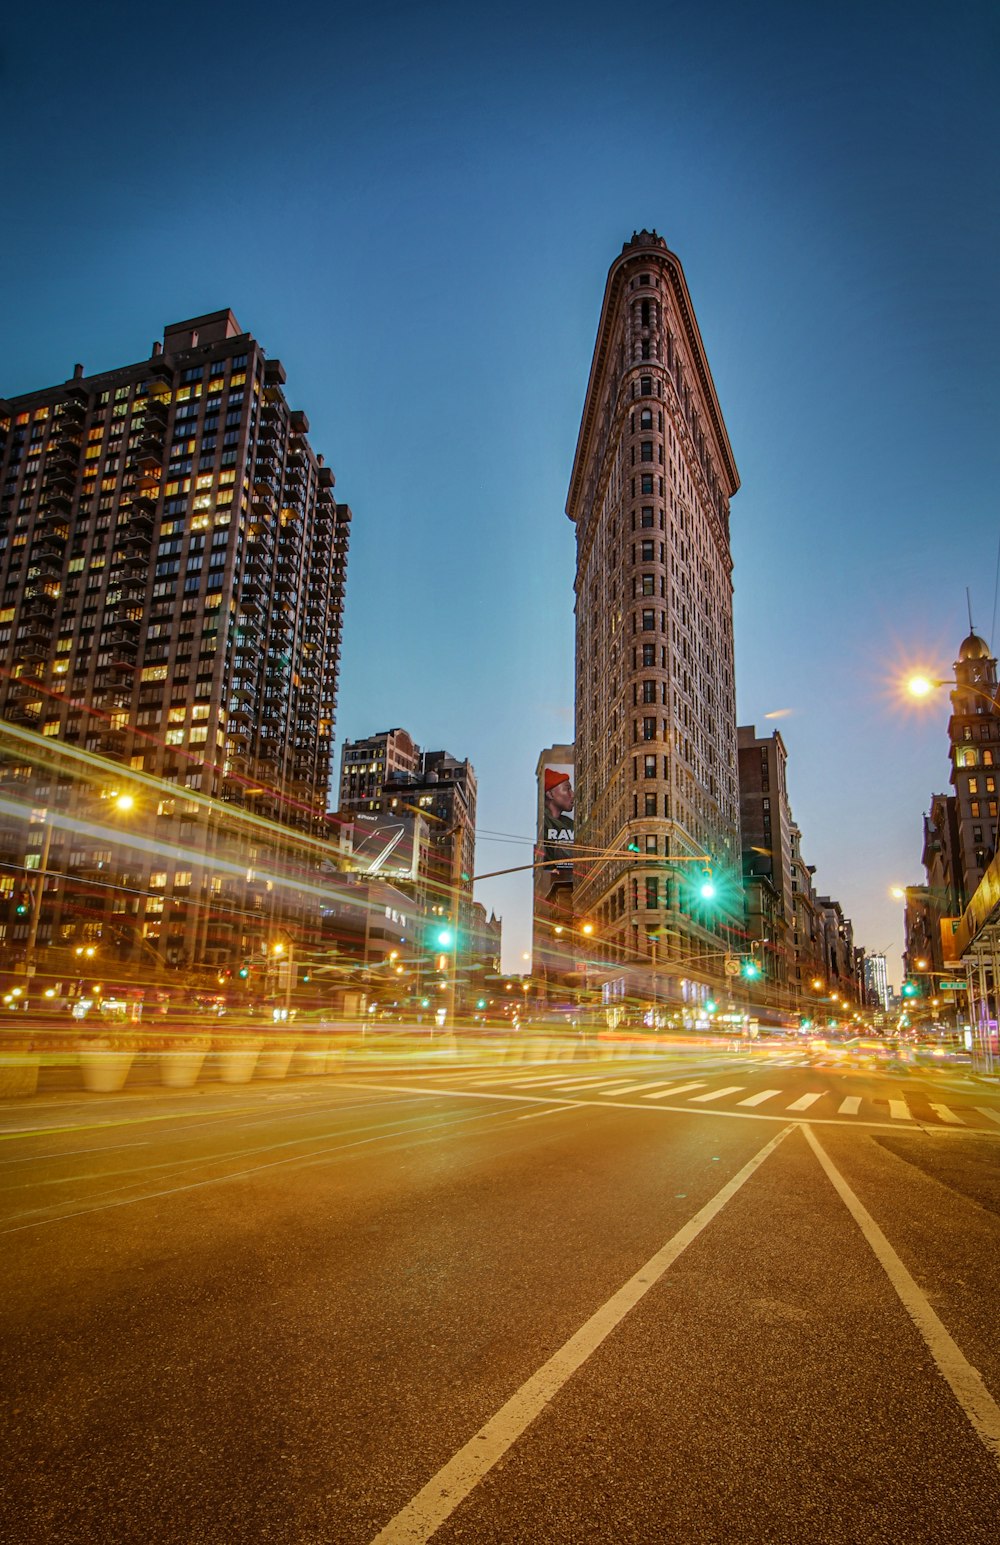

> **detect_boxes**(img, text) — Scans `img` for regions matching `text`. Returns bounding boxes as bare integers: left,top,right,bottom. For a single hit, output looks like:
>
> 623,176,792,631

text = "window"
641,575,655,596
642,610,655,631
640,408,653,430
642,643,655,667
643,716,656,740
644,877,658,909
641,474,654,495
644,793,657,816
641,540,654,561
640,376,652,396
641,507,654,528
640,441,653,462
642,680,656,703
643,755,656,778
645,834,657,854
969,777,979,794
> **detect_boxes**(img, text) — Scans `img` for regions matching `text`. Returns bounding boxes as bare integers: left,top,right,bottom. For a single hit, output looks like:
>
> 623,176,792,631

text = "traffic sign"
937,980,967,991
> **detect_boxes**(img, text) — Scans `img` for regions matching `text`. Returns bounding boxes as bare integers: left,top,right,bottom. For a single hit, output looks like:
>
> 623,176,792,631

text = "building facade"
947,631,1000,901
737,724,794,994
339,727,421,811
333,738,478,965
0,310,351,993
532,744,576,993
566,230,741,1002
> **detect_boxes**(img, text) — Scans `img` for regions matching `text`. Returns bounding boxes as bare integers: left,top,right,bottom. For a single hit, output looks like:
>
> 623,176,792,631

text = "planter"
324,1046,347,1075
214,1038,263,1084
79,1044,135,1093
257,1040,296,1079
290,1038,332,1075
160,1045,209,1088
0,1048,40,1098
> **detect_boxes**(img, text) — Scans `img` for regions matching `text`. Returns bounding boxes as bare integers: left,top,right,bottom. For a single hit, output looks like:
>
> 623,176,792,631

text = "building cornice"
566,234,740,524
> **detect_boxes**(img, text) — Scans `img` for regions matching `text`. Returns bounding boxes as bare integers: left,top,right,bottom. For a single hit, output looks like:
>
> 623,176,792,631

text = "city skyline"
3,1,997,975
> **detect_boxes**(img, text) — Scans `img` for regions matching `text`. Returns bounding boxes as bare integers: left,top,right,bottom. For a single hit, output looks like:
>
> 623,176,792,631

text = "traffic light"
626,839,640,854
14,887,31,917
434,927,454,949
901,980,920,998
741,957,761,979
705,998,717,1014
238,961,250,980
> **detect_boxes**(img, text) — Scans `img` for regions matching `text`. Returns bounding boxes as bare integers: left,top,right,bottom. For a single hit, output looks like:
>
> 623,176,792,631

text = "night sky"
3,0,998,980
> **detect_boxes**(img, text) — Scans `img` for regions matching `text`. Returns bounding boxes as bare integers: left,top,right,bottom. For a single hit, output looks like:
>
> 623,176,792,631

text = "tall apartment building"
339,728,421,810
863,952,890,1010
737,724,794,992
566,230,741,997
0,310,351,986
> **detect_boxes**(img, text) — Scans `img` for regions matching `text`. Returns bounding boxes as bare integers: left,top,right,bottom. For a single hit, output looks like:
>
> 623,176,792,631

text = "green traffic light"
436,928,454,948
741,959,761,978
705,998,717,1013
698,879,716,900
902,981,919,998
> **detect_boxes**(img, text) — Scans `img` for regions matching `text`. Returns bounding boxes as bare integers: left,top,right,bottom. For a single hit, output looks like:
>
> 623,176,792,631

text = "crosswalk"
461,1068,1000,1129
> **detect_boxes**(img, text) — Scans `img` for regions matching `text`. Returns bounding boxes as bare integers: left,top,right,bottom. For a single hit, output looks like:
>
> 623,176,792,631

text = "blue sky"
3,1,998,980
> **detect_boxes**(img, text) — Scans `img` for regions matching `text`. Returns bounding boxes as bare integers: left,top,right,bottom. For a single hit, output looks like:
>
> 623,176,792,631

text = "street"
2,1038,999,1543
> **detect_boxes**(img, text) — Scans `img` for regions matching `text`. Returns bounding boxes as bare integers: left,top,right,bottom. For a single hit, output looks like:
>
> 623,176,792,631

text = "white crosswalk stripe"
929,1103,964,1125
601,1081,674,1097
641,1082,707,1100
785,1092,824,1112
889,1099,911,1120
689,1086,744,1103
975,1106,1000,1126
838,1097,862,1115
737,1089,781,1107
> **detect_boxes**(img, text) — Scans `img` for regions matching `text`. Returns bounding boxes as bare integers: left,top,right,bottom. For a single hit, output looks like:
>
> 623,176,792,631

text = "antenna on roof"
991,538,1000,653
967,586,974,632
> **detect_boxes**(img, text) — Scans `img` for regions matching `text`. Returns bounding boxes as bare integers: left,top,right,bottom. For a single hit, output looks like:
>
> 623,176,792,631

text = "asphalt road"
2,1040,999,1543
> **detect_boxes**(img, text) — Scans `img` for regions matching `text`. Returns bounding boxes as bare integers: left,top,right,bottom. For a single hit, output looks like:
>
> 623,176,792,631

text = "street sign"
724,954,741,976
937,980,967,991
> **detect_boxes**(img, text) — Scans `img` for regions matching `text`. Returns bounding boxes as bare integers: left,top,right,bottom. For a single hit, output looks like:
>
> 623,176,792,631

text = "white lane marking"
889,1099,911,1120
642,1082,707,1100
929,1103,965,1126
599,1081,674,1097
472,1073,576,1087
368,1125,795,1545
689,1086,744,1104
838,1097,862,1116
547,1081,649,1093
803,1126,1000,1476
572,1078,655,1093
516,1105,583,1121
975,1106,1000,1127
737,1089,781,1108
786,1092,824,1112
